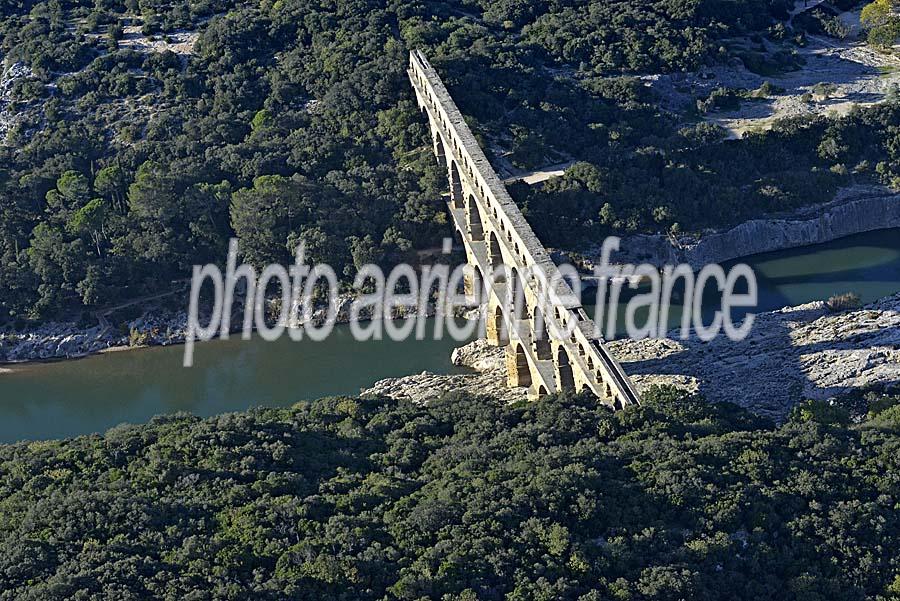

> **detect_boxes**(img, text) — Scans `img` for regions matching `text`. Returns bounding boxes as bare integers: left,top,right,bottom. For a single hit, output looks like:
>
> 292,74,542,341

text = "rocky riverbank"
0,311,190,362
600,186,900,269
612,294,900,420
0,294,437,363
363,339,527,404
364,294,900,421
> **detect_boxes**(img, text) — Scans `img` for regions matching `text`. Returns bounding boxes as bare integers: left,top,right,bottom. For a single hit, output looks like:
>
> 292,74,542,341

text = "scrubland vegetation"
0,385,898,599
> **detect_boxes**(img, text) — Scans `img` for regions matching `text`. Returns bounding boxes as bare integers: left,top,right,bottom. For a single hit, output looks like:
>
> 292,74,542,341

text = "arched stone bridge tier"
408,50,640,409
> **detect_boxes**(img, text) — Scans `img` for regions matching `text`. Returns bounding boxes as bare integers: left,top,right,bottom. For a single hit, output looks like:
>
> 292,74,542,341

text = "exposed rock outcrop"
0,324,120,362
603,187,900,269
363,339,527,404
611,294,900,420
0,311,190,362
0,61,32,142
364,295,900,420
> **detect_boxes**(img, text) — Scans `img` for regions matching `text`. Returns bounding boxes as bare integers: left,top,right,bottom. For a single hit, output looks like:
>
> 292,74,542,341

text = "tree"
125,160,193,268
251,108,274,131
45,170,91,223
230,175,317,266
67,198,108,257
27,222,87,314
599,202,617,226
93,165,128,213
861,0,900,48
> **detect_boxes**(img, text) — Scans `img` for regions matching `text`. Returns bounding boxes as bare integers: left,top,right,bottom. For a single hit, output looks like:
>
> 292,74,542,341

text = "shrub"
826,292,862,312
129,327,151,346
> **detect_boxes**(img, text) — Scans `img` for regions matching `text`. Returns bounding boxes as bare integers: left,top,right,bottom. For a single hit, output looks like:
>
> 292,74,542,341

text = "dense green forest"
1,0,898,323
0,386,897,599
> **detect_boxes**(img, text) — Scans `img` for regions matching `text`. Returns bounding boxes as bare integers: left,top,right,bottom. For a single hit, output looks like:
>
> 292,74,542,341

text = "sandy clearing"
648,16,900,139
119,25,198,55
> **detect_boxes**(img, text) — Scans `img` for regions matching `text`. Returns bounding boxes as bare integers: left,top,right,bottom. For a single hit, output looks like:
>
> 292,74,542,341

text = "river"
2,227,899,443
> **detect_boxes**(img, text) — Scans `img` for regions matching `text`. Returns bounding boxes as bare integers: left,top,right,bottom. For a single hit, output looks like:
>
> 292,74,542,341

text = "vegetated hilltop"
0,386,897,599
2,0,899,325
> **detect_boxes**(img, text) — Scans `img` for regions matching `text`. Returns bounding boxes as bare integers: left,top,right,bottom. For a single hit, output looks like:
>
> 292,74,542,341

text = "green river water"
1,228,898,443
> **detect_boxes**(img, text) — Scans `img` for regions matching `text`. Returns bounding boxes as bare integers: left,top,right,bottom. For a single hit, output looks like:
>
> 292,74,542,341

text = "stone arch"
537,384,549,396
532,306,552,360
508,342,532,388
487,231,505,282
555,346,576,392
508,267,525,320
466,195,484,242
449,161,464,209
433,132,446,165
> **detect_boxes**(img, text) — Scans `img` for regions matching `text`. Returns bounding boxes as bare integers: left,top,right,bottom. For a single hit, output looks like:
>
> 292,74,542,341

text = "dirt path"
503,161,574,185
94,287,183,331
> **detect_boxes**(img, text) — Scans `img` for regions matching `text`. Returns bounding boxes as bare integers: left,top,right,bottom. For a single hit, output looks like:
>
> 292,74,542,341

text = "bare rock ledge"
363,294,900,421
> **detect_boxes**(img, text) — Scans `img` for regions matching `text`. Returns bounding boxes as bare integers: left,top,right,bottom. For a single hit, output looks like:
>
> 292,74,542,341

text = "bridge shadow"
604,264,900,421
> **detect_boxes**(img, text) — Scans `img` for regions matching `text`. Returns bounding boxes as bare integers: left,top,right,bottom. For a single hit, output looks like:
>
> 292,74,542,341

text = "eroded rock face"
450,338,505,372
681,192,900,270
597,187,900,270
0,313,189,362
364,295,900,420
0,61,33,142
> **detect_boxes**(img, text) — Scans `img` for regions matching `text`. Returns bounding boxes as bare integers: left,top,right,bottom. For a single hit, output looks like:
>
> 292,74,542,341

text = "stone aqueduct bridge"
407,51,641,409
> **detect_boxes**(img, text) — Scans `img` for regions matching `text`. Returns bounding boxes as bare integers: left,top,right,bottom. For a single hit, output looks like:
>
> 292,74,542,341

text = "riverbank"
363,338,528,404
0,295,438,364
0,311,187,363
600,185,900,269
365,293,900,421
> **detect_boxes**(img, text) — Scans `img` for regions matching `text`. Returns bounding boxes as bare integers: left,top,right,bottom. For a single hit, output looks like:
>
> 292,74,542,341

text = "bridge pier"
485,298,508,347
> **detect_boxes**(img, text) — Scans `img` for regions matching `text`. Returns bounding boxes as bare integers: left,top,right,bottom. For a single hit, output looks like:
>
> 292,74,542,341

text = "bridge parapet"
408,50,640,409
